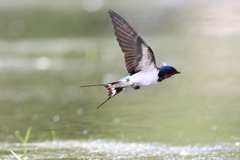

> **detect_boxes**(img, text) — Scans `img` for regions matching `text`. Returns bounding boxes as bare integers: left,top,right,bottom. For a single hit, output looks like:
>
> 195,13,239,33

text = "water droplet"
179,150,190,156
235,142,240,146
76,108,84,116
82,0,103,12
211,125,218,131
35,57,51,70
113,117,120,124
83,130,88,135
53,115,60,122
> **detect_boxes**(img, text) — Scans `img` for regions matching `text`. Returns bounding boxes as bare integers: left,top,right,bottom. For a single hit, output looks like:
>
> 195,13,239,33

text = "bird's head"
158,62,180,79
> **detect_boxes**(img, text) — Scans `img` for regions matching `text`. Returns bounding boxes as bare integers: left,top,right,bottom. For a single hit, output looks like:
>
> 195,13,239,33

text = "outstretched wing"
108,10,157,75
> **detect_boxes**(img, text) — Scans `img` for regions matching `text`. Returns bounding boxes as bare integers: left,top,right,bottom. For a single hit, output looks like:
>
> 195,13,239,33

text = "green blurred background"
0,0,240,146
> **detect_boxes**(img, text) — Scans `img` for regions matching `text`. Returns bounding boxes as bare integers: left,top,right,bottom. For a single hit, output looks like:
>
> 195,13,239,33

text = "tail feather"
96,97,112,109
97,84,124,109
81,82,124,109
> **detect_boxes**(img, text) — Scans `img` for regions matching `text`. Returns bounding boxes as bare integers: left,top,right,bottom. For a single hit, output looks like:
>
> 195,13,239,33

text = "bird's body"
118,68,159,88
81,10,180,108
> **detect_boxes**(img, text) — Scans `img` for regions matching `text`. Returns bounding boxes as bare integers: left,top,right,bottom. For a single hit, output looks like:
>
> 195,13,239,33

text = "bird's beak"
176,71,181,74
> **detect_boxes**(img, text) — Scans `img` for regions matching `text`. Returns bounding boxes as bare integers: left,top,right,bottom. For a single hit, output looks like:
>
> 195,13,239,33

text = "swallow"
81,10,180,109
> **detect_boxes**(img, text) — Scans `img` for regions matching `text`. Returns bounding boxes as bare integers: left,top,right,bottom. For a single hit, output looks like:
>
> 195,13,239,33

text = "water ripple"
1,140,239,159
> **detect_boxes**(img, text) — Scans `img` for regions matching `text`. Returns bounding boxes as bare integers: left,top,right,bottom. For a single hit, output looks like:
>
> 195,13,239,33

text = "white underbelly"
129,69,159,86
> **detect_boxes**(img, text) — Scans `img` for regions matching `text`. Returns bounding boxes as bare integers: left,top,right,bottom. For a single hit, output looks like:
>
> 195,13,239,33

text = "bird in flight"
81,10,180,109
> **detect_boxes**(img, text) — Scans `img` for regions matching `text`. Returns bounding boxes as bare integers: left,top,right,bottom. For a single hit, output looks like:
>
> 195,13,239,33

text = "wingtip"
108,9,119,16
108,9,113,14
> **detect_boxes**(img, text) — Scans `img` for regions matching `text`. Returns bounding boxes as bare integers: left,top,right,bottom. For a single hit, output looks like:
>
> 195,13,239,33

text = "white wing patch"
134,44,156,72
110,88,116,97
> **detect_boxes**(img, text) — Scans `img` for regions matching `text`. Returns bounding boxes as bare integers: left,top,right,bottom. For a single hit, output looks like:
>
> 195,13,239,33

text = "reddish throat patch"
164,73,175,79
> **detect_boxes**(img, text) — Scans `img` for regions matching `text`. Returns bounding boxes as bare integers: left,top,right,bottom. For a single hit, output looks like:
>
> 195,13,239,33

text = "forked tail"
81,82,124,109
